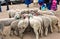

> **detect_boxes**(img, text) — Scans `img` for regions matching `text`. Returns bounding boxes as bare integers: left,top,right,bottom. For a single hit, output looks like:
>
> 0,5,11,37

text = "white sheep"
33,15,53,36
8,9,17,18
8,9,28,18
0,18,17,39
29,14,53,35
40,16,53,36
17,17,29,39
10,14,29,36
20,9,29,14
38,10,55,15
10,20,19,36
0,18,16,26
29,15,43,39
43,15,60,32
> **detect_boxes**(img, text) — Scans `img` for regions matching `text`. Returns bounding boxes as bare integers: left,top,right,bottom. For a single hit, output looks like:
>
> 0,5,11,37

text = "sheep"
17,16,29,39
33,15,53,36
38,10,55,15
8,9,29,18
20,9,29,14
29,15,43,39
8,8,39,18
50,16,60,32
0,18,17,39
43,15,60,32
40,16,53,36
15,9,21,12
8,9,17,18
0,18,16,26
10,13,28,36
10,20,19,36
29,8,39,16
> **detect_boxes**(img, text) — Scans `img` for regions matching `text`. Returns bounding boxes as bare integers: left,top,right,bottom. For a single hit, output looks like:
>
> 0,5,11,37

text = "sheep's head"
21,11,25,14
28,14,33,19
14,13,21,19
20,14,29,19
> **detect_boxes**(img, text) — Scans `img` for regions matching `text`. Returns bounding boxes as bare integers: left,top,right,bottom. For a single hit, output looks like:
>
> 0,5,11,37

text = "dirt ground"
0,3,60,39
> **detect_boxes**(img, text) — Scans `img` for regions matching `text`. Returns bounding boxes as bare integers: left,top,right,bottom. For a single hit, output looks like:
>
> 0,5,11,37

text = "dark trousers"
0,1,2,12
27,4,29,8
5,0,9,10
57,0,59,5
46,3,51,10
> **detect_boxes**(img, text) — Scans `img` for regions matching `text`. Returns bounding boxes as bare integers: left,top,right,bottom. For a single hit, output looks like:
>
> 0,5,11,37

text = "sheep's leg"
0,24,4,39
56,24,60,33
0,32,3,39
10,30,13,36
19,33,23,39
39,27,43,37
0,35,3,39
10,29,14,36
34,28,39,39
15,29,19,36
54,22,60,33
40,28,43,37
50,26,53,33
18,31,24,39
45,27,48,36
50,23,53,33
58,26,60,33
0,31,6,39
13,30,15,35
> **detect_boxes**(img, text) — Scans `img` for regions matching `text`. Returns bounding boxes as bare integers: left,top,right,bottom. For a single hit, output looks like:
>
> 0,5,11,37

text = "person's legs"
57,0,59,5
46,3,50,10
0,1,2,12
48,3,51,10
46,3,48,9
5,0,9,10
39,3,43,10
6,4,9,10
27,4,29,8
